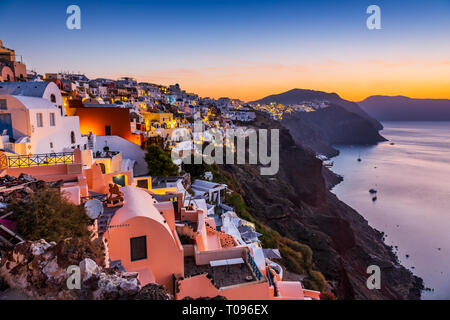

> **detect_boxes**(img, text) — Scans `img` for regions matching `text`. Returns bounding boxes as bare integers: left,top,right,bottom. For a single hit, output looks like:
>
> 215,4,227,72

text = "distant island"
358,96,450,121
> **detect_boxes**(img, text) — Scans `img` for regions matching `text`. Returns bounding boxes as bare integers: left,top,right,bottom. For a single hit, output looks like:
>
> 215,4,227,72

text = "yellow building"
144,112,179,130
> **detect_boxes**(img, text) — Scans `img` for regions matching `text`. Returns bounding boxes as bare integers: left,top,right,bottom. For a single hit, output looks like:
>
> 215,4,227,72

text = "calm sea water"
331,122,450,300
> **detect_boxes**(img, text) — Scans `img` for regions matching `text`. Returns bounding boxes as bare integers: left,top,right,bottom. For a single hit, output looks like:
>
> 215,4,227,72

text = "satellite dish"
84,199,103,219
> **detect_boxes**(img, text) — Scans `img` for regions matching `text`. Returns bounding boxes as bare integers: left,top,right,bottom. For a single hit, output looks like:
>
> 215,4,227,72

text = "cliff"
250,88,383,130
219,112,423,299
281,104,387,157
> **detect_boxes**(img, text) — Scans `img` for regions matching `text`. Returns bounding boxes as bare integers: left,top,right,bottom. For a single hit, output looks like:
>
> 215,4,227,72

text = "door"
105,125,111,136
0,114,13,137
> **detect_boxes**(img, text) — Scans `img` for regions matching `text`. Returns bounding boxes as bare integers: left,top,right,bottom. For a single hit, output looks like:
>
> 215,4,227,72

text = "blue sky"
1,0,449,100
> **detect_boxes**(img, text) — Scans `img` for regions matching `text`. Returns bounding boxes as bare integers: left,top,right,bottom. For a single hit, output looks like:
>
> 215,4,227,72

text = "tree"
181,154,208,179
9,188,92,242
144,144,179,177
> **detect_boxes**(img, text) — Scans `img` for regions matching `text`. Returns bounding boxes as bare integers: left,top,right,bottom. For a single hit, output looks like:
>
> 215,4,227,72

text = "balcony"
93,150,120,159
6,152,74,168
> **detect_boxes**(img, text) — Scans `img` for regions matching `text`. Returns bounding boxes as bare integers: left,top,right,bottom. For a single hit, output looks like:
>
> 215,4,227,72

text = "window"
130,236,147,261
49,113,55,126
36,113,43,127
0,99,6,110
50,94,56,103
70,131,76,144
105,125,111,136
137,179,148,189
50,142,53,148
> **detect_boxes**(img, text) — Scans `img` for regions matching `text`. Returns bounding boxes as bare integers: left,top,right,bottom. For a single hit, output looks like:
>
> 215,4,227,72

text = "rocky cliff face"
221,113,423,299
281,105,387,157
0,239,172,300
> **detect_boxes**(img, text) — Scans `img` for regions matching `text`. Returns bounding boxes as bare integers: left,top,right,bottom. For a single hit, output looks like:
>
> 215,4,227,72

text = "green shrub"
304,270,326,292
145,144,179,177
9,188,92,242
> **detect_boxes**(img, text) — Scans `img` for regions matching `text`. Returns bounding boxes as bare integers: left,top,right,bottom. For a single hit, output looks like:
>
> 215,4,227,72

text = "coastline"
327,142,426,299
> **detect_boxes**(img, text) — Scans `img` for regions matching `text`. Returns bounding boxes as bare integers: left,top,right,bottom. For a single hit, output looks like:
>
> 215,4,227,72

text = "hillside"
217,112,423,299
281,104,387,157
250,89,383,130
359,96,450,121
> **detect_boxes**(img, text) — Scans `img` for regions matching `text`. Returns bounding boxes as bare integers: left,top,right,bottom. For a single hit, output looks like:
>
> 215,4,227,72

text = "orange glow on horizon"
96,59,450,103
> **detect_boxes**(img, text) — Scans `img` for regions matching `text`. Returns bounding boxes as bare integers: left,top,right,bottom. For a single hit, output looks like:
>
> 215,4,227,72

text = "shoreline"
327,144,425,299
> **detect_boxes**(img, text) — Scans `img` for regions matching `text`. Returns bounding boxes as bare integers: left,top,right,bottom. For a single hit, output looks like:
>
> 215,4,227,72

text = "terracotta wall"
106,216,184,293
74,107,141,145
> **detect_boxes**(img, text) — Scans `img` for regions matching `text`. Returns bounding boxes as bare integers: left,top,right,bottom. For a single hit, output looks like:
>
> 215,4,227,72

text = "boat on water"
324,160,334,168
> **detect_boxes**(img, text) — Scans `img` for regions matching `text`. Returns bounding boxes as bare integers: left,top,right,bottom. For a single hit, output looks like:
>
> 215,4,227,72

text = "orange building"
73,106,142,146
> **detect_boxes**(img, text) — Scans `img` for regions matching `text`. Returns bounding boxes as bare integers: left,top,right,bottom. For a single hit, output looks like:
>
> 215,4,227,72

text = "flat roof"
184,256,257,288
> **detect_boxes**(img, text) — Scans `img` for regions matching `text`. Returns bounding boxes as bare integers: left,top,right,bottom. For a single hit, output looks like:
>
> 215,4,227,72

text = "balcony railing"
7,152,74,168
93,151,120,159
247,251,264,281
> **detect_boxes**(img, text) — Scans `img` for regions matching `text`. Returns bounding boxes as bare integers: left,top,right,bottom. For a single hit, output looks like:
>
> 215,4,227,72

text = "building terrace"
183,256,256,289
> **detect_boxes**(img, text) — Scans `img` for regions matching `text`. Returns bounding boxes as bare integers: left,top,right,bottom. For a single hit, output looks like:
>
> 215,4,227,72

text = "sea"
331,121,450,300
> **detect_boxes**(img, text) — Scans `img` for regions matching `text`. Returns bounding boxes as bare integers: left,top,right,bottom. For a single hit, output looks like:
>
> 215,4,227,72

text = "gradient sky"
1,0,449,101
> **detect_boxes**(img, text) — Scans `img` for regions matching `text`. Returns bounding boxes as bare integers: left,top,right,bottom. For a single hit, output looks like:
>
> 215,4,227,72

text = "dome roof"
109,187,172,236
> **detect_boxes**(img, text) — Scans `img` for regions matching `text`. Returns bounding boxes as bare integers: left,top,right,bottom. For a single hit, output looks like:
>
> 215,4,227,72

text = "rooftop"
0,81,55,97
184,256,257,288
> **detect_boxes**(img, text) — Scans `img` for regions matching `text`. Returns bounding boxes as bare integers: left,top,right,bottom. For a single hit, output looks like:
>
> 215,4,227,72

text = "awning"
263,248,282,260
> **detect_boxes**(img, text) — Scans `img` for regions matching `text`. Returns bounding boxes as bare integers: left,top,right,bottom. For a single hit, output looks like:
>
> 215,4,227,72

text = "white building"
0,81,66,116
191,179,227,204
0,94,87,155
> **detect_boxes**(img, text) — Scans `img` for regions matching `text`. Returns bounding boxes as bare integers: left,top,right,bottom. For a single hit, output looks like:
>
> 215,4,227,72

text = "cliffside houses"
0,40,321,300
103,184,321,300
0,40,27,82
0,82,86,154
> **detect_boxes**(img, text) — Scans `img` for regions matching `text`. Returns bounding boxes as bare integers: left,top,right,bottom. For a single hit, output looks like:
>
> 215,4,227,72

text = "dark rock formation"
133,283,172,300
281,104,387,157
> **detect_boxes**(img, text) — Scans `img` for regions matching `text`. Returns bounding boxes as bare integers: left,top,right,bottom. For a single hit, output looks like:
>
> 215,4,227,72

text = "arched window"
70,131,76,144
50,94,56,103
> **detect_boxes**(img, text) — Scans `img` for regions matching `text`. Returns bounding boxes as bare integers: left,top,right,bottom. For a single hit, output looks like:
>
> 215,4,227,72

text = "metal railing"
93,151,120,158
7,152,74,168
247,251,264,281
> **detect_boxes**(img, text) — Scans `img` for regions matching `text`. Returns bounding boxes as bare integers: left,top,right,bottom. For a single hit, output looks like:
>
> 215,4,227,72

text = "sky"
0,0,449,102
